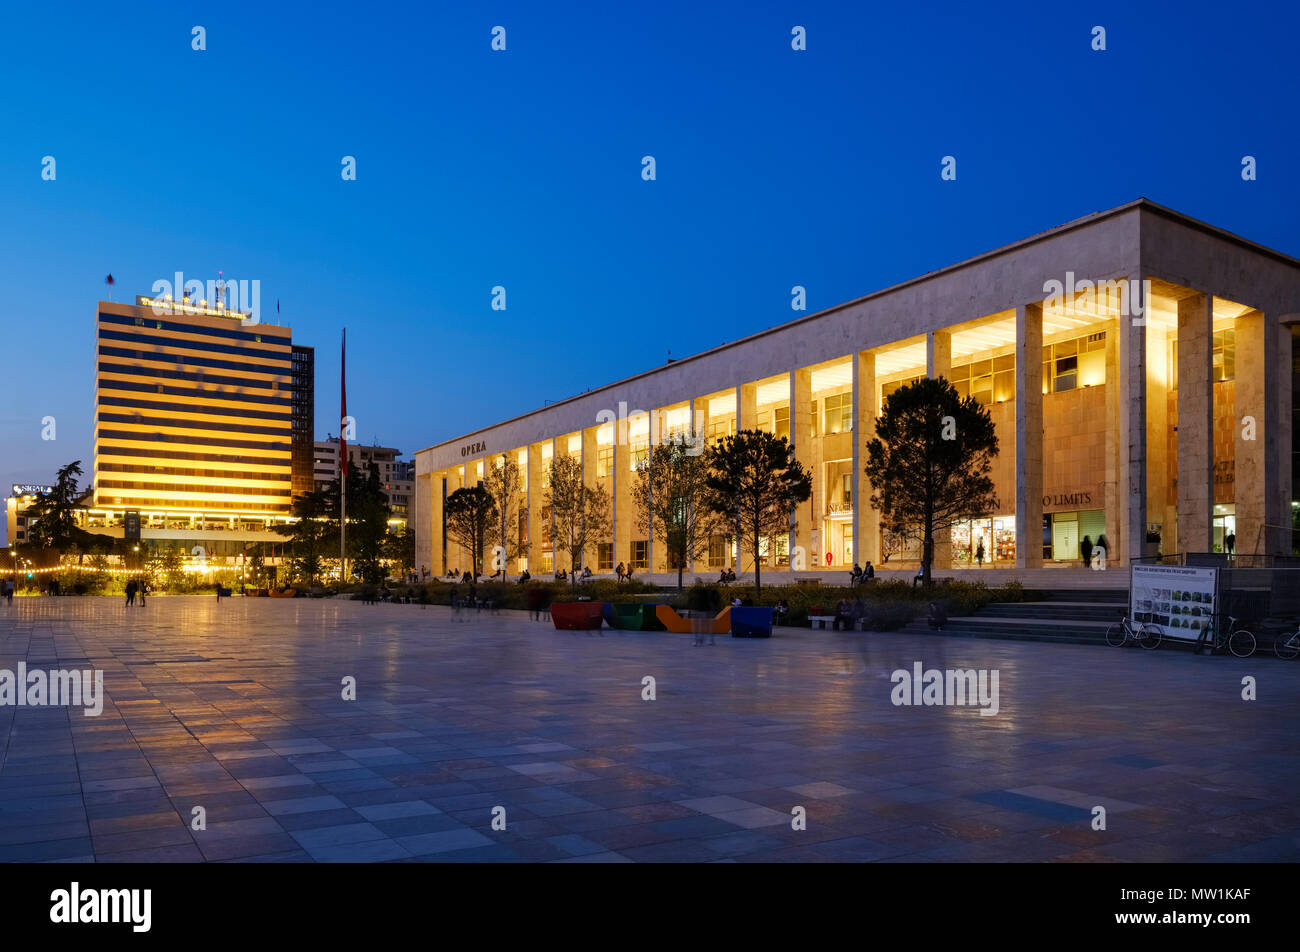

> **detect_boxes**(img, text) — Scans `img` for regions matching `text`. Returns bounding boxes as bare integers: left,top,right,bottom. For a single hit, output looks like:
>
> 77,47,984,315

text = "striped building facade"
93,297,297,519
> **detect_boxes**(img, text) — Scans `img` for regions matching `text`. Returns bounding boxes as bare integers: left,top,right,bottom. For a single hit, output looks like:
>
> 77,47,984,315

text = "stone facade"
414,201,1300,579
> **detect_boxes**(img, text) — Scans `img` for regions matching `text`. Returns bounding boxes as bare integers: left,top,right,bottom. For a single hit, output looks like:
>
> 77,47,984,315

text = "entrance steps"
903,587,1131,645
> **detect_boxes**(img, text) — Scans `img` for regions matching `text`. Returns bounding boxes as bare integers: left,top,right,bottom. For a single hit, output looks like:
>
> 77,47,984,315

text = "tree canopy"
482,453,528,574
703,430,811,590
445,484,496,578
633,432,724,591
23,460,100,551
863,376,999,586
545,453,610,584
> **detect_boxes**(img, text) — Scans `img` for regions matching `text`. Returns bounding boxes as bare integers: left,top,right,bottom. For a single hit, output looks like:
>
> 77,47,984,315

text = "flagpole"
340,328,348,586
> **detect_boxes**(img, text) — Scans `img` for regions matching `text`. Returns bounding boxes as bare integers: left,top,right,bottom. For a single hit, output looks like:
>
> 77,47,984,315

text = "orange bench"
655,605,730,634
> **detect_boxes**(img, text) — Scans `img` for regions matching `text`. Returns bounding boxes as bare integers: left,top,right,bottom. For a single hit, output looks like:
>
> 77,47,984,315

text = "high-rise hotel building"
89,294,314,560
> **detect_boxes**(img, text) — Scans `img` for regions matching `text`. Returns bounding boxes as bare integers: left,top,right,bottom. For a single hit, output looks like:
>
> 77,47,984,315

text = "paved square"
1,596,1298,862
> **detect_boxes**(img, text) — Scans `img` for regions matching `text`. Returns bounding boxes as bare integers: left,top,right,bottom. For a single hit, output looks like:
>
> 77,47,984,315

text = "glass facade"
952,516,1016,565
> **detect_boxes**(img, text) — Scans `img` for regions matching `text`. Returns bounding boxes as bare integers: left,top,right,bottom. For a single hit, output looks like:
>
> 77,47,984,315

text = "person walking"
1093,535,1108,571
975,539,985,568
3,578,13,604
1080,535,1093,569
138,579,148,606
1225,532,1236,558
125,579,137,606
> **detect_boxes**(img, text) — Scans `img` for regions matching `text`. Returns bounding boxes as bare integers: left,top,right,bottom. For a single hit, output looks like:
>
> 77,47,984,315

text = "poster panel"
1131,564,1218,641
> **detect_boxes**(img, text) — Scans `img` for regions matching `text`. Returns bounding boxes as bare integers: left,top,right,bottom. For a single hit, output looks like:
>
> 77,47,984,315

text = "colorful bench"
655,604,731,634
550,601,605,630
730,606,774,638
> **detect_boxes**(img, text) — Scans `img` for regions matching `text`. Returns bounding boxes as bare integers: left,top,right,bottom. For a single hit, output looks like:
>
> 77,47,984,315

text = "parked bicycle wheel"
1105,623,1128,647
1276,630,1300,660
1229,628,1256,658
1138,623,1162,650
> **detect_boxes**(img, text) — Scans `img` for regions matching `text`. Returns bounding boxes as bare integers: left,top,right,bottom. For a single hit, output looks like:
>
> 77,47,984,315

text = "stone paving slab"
1,596,1298,862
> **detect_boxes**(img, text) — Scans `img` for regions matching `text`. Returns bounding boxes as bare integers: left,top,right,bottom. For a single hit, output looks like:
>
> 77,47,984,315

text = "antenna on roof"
666,349,676,363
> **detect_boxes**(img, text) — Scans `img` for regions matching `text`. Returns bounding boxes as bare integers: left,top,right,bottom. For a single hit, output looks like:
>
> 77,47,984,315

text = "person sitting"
741,596,754,607
864,560,875,583
518,569,531,584
850,563,863,586
725,568,737,583
555,568,567,581
773,599,789,624
462,571,473,584
731,595,742,607
928,601,948,631
833,598,854,630
581,566,593,580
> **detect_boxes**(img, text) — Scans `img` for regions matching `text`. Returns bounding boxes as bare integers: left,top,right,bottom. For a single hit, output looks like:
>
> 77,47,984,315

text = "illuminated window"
598,446,614,477
881,376,923,401
631,440,649,470
631,540,649,569
822,392,852,434
1212,328,1235,382
708,419,733,446
597,542,613,571
774,406,790,442
708,534,729,567
953,355,1016,404
1042,332,1105,394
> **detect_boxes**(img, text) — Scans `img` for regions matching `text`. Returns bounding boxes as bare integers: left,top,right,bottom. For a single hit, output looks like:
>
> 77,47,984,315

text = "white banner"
1131,564,1218,641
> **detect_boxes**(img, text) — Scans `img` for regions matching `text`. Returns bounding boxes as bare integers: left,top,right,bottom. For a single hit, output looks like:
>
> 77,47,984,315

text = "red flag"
340,328,348,480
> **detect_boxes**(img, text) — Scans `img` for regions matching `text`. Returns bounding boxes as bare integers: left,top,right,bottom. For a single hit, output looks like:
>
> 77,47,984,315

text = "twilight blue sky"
2,0,1298,542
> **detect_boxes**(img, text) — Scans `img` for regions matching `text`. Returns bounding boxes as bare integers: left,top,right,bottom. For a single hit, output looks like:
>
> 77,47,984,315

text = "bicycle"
1274,624,1300,660
1203,615,1256,658
1105,613,1162,649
